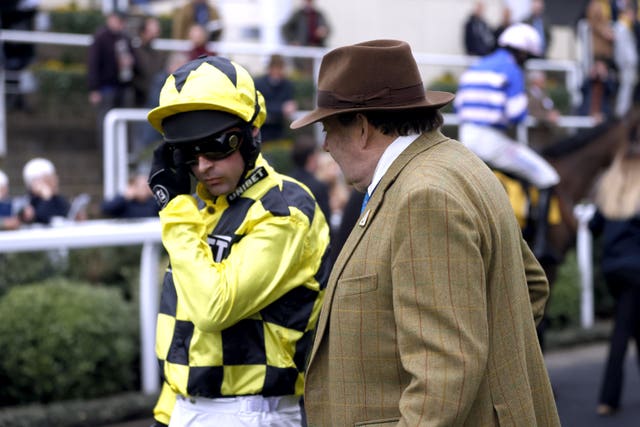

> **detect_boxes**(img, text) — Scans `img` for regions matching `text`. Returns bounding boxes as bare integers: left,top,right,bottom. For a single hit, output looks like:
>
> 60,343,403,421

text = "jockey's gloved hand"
148,142,191,209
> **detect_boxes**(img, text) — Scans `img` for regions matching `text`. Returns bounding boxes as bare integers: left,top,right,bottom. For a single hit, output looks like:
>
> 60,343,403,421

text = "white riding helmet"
498,23,542,57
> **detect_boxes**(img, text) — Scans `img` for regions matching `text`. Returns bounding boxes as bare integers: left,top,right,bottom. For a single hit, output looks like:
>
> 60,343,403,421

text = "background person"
186,23,216,60
590,142,640,416
281,0,330,74
100,172,158,218
288,134,331,229
612,4,638,118
0,169,21,230
18,157,70,225
87,11,136,147
524,0,552,57
254,54,298,144
290,39,559,426
172,0,223,42
145,55,331,426
463,1,496,56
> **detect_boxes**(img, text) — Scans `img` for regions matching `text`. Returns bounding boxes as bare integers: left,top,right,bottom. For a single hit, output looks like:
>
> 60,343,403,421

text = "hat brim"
148,102,244,136
290,90,455,129
161,109,243,143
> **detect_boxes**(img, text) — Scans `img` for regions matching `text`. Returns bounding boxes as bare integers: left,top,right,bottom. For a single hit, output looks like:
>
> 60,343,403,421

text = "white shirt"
367,133,420,197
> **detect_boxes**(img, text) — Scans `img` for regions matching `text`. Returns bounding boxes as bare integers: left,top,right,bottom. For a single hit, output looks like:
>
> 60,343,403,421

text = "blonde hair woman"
590,143,640,416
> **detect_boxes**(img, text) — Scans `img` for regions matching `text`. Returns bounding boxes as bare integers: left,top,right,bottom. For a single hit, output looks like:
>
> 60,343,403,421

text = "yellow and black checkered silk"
152,154,331,424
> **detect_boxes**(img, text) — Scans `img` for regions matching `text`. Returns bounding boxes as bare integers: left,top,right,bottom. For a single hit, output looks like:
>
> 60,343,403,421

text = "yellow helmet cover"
148,56,264,134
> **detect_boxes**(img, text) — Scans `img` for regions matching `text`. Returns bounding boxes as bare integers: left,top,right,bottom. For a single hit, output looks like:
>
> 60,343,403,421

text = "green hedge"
546,250,581,329
0,280,138,405
0,246,145,299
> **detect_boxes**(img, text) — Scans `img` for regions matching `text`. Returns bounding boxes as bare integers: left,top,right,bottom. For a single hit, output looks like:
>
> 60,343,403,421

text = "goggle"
172,129,243,166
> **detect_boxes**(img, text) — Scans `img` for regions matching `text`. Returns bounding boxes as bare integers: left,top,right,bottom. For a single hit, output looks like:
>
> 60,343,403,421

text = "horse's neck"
550,123,625,204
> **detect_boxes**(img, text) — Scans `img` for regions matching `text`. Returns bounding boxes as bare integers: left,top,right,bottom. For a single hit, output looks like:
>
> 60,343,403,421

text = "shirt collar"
367,133,420,196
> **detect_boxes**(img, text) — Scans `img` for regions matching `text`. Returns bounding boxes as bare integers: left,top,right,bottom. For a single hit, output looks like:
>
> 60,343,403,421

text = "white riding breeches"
169,394,303,427
459,123,560,188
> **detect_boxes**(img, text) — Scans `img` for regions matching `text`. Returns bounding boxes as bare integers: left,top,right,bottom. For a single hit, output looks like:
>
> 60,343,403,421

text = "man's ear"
355,113,370,146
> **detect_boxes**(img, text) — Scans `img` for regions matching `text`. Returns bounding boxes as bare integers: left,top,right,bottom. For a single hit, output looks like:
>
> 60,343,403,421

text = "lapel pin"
359,209,370,227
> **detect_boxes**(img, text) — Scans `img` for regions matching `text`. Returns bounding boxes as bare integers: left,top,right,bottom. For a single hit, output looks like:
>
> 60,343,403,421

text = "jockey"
455,22,560,261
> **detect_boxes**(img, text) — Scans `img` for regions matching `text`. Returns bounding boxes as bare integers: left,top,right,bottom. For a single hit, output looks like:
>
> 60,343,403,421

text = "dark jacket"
254,75,295,142
26,193,70,224
288,168,330,225
87,26,134,91
281,6,330,47
590,209,640,282
464,14,495,56
101,195,159,219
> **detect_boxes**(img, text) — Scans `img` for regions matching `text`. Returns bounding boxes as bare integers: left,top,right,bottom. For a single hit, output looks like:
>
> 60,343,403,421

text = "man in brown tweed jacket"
291,39,561,426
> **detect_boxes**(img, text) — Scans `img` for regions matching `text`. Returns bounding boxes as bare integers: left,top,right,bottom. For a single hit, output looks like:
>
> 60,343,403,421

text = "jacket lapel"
307,131,450,366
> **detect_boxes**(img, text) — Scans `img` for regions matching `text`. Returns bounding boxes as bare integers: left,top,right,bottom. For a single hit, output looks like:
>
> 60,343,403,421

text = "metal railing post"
574,203,596,329
140,241,161,394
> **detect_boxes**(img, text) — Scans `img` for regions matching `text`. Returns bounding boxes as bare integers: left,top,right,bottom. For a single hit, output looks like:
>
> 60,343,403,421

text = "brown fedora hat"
290,39,455,129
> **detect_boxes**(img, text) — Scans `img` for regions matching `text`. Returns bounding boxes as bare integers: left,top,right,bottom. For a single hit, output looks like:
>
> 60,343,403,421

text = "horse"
494,109,640,347
497,111,638,279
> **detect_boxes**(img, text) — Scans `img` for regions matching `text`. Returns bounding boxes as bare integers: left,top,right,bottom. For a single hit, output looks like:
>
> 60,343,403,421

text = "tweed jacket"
304,131,560,426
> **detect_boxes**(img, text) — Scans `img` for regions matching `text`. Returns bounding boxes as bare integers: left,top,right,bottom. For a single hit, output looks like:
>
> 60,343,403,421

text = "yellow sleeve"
153,382,177,426
159,194,321,332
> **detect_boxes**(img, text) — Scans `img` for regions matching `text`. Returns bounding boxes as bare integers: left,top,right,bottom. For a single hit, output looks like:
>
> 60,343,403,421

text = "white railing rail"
0,218,162,394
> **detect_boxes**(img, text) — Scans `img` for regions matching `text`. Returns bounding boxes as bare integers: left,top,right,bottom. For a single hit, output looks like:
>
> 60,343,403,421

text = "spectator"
18,157,70,225
132,15,165,108
281,0,330,47
612,5,638,118
580,0,616,120
527,70,563,147
138,51,191,158
463,1,496,56
494,5,512,40
145,55,331,426
131,16,166,160
330,187,363,264
172,0,223,42
315,151,349,234
1,0,40,111
525,0,553,57
87,11,136,147
254,54,297,144
186,23,216,60
455,23,560,261
281,0,331,73
590,142,640,416
101,172,158,218
289,134,331,226
0,169,21,230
